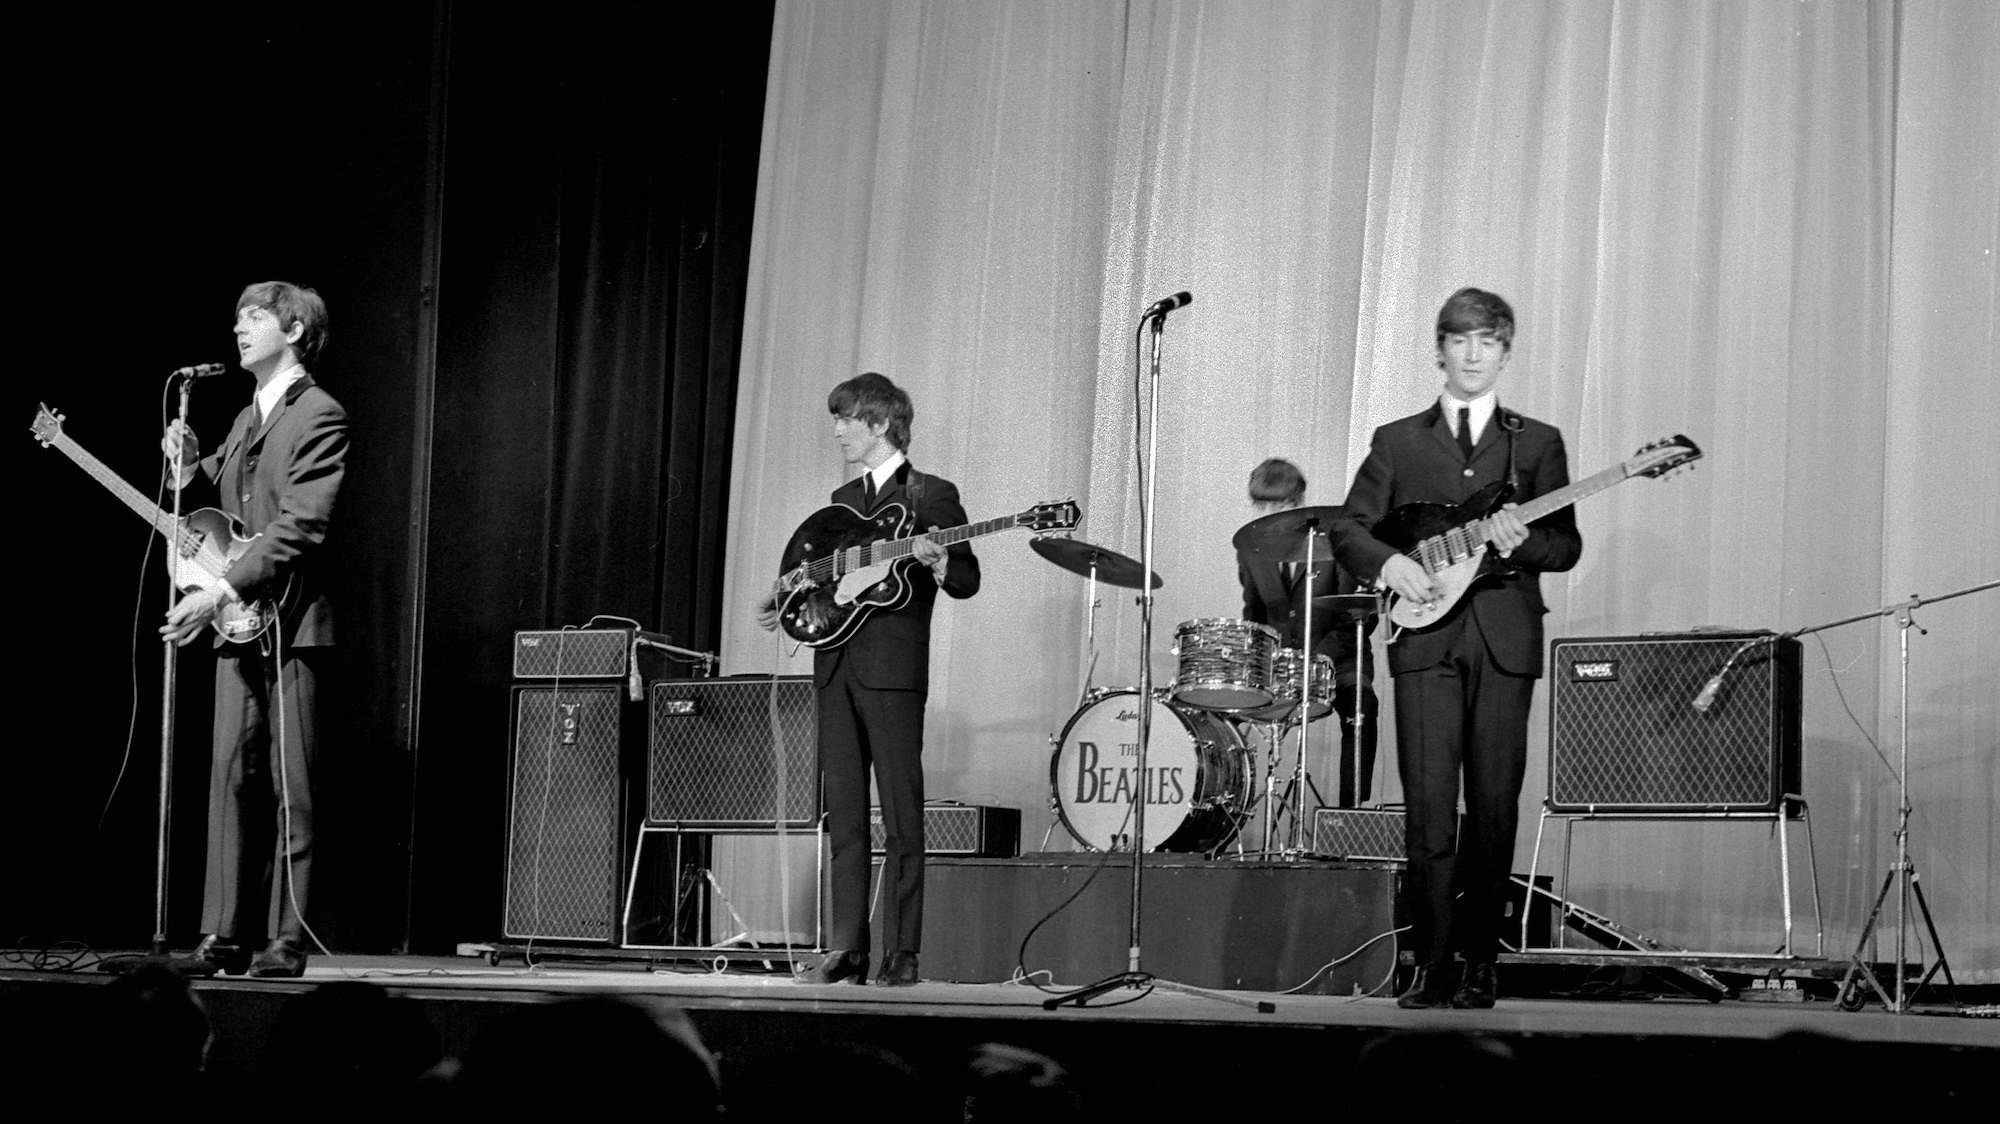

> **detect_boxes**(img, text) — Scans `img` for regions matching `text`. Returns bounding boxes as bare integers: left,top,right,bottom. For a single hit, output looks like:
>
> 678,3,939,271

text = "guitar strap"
906,466,926,535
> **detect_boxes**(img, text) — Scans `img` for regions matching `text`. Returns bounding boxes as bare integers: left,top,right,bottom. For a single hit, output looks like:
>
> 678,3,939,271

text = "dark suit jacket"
812,462,980,692
192,375,348,647
1334,403,1580,677
1238,545,1371,667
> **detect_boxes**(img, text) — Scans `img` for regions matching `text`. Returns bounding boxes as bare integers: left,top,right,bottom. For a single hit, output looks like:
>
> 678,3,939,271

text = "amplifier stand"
620,824,828,958
1520,797,1823,960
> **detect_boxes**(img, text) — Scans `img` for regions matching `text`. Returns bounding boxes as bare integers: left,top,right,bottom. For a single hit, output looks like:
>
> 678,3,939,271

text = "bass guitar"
1377,434,1702,633
31,403,286,643
775,497,1080,648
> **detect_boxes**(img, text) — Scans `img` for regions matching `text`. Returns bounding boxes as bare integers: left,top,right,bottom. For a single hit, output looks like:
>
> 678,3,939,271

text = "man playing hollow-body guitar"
754,372,979,986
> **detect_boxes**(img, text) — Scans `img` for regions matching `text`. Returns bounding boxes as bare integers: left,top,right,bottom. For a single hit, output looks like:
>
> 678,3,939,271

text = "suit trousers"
1391,609,1533,965
203,644,323,942
816,657,928,954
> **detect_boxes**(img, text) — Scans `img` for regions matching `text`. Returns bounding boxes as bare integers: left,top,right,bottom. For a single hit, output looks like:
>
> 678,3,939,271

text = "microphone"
627,635,645,702
1690,671,1726,714
1141,291,1193,319
174,363,228,378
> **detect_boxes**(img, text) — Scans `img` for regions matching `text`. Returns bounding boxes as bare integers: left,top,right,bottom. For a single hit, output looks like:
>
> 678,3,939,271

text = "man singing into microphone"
161,281,348,978
1332,288,1580,1009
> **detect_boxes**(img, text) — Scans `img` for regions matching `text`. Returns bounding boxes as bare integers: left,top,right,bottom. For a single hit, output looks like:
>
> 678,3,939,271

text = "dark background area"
7,1,773,954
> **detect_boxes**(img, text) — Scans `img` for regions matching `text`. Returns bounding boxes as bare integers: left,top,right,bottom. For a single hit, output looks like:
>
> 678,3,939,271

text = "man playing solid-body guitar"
1332,287,1581,1010
754,372,979,986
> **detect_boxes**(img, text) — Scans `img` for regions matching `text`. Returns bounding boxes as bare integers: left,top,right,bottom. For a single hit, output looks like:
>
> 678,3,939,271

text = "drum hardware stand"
1280,544,1325,857
1833,580,1993,1013
103,373,220,977
1044,294,1272,1015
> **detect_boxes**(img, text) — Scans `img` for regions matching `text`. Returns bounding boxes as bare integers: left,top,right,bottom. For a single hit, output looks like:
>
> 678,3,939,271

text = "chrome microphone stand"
1831,579,1995,1012
104,373,216,976
1044,293,1271,1014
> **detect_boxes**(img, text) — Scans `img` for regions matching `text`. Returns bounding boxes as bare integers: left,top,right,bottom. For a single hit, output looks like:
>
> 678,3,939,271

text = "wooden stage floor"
5,946,1994,1113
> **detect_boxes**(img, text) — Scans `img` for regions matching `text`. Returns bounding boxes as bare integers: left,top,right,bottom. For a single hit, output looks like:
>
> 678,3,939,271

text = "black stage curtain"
407,3,772,953
8,1,771,955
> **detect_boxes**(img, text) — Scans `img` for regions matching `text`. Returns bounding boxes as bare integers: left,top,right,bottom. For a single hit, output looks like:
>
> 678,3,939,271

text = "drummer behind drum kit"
1033,507,1380,859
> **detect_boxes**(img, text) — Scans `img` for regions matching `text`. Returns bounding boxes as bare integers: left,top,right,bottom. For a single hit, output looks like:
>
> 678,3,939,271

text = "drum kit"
1033,507,1380,859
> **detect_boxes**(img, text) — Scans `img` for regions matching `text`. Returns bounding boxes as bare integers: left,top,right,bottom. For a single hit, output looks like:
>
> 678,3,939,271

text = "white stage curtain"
723,0,1998,973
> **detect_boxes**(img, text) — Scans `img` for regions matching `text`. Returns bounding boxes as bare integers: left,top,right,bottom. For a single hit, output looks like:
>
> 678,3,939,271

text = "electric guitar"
1377,434,1702,633
774,497,1080,648
30,403,286,643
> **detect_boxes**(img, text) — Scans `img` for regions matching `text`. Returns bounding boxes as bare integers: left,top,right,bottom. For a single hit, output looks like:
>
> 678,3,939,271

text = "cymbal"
1030,536,1163,590
1310,593,1379,624
1232,505,1344,562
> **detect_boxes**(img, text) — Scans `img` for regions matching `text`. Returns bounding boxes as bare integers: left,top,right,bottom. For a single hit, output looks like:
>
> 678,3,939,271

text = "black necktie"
862,473,877,509
1457,407,1475,462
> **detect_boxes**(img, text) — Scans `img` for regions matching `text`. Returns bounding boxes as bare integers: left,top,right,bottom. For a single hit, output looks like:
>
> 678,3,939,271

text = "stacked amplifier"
500,627,681,945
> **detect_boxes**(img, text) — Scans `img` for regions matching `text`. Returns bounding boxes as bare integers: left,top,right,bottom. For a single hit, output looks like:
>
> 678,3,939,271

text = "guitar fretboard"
808,513,1025,582
45,429,178,539
1416,462,1628,572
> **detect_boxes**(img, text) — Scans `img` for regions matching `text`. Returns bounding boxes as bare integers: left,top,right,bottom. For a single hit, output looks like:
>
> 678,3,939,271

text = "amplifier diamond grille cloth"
512,628,630,679
1548,633,1801,813
870,805,1021,856
504,686,623,942
648,678,818,827
1312,808,1408,862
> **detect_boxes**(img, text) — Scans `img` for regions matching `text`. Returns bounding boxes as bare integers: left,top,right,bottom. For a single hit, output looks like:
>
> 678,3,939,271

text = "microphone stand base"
97,951,222,978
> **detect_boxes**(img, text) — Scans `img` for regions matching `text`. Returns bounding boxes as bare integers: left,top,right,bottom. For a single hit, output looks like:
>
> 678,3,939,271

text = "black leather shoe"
797,949,868,985
192,935,251,976
1396,961,1457,1009
247,938,308,979
877,950,919,987
1451,961,1497,1009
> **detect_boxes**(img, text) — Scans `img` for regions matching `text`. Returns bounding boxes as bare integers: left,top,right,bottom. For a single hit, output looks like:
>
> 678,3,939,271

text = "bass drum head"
1049,690,1246,853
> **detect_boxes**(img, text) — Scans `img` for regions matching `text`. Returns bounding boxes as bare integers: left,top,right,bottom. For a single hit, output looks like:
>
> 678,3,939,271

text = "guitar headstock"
1627,434,1702,479
1019,498,1081,532
30,403,64,447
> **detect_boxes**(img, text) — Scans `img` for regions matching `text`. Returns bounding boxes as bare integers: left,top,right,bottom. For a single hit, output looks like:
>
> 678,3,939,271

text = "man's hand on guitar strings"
162,586,224,646
1488,503,1528,556
753,588,782,632
1379,554,1441,606
911,531,949,583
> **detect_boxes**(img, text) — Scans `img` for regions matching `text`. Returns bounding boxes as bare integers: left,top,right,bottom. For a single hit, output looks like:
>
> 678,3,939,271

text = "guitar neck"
874,513,1022,559
1476,461,1627,541
49,432,176,537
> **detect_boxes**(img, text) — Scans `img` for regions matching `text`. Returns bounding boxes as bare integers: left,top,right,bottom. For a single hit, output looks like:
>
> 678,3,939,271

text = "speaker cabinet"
646,677,818,828
1312,807,1462,862
512,628,631,679
1313,808,1409,862
870,804,1021,856
503,684,630,943
1548,631,1802,814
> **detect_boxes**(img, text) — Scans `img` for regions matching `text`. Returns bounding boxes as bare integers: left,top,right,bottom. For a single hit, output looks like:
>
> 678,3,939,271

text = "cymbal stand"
1076,553,1105,710
1344,598,1378,808
1835,580,1994,1012
1282,526,1325,854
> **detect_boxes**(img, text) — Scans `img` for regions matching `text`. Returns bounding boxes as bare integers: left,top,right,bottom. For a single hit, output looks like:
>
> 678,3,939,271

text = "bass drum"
1049,690,1249,854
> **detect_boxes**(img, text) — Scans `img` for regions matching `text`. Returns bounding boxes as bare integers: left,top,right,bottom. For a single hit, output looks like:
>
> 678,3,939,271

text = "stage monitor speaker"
503,684,629,943
647,677,818,828
1548,631,1802,814
870,804,1020,856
